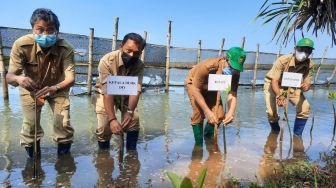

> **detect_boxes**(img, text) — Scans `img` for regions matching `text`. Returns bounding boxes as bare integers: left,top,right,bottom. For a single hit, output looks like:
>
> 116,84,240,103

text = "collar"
117,49,124,67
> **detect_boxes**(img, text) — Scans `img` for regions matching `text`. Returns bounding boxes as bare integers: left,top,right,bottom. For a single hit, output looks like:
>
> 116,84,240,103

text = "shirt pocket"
23,61,38,78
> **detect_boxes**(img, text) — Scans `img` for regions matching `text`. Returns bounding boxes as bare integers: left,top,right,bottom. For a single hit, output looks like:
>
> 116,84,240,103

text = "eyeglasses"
33,27,57,35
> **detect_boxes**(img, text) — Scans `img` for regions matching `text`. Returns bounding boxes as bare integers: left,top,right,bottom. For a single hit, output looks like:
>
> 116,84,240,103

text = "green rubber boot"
204,123,214,139
192,124,203,146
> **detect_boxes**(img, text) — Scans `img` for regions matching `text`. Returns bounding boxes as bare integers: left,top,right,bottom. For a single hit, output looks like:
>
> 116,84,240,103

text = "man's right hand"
205,110,218,125
17,76,37,92
109,119,123,134
276,96,287,107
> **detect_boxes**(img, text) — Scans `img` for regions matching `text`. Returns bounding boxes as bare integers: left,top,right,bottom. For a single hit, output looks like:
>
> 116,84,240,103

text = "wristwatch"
127,107,134,115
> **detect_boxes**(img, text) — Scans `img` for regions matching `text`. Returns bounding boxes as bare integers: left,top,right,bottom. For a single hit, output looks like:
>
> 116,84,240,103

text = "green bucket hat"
227,47,246,72
296,38,314,49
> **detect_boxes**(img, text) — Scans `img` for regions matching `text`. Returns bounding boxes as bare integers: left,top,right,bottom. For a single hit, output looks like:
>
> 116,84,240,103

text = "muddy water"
0,86,335,187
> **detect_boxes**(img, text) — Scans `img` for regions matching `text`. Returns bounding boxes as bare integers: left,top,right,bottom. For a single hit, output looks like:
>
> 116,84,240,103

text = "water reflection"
258,131,283,180
1,100,12,187
94,150,140,187
258,131,308,183
188,139,226,187
21,159,45,187
0,87,334,186
55,154,76,187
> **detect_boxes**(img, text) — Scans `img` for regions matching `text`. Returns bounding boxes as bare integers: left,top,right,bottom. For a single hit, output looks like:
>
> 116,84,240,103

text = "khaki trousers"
20,93,74,147
92,93,140,142
186,84,224,125
263,82,310,122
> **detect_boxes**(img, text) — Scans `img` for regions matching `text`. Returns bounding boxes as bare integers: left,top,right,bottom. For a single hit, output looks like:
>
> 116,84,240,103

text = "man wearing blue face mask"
6,8,75,158
264,38,314,136
185,47,246,146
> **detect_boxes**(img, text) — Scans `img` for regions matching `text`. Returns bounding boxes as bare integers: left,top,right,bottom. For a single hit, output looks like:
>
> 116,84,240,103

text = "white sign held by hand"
208,74,232,91
107,76,138,95
281,72,303,88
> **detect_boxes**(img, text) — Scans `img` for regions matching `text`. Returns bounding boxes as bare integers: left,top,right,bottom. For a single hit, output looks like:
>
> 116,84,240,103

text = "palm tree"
255,0,336,45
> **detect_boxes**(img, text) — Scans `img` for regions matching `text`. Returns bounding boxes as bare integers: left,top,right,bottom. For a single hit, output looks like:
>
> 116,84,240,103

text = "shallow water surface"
0,85,335,187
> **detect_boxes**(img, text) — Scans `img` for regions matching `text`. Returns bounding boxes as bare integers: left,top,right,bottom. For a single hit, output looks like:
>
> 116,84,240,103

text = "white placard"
107,76,138,95
281,72,303,88
208,74,232,91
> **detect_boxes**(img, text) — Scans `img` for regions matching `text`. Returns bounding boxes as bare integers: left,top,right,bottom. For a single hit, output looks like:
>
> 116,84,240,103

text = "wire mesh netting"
1,27,335,90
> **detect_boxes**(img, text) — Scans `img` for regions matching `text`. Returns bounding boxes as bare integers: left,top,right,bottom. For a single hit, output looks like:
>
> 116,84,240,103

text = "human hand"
35,86,58,98
205,110,218,125
276,96,287,107
121,111,133,128
110,119,123,134
17,76,37,92
223,112,234,125
300,83,310,92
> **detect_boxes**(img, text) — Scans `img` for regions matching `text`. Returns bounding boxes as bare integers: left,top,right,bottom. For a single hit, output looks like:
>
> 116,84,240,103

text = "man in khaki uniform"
6,8,75,157
264,38,314,136
185,47,246,146
92,33,145,151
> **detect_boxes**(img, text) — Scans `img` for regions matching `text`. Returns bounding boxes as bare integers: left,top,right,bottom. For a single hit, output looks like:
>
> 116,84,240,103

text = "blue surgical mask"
34,34,57,48
222,66,238,75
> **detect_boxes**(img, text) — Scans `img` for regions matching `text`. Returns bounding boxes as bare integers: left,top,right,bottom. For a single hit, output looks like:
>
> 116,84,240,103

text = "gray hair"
30,8,60,31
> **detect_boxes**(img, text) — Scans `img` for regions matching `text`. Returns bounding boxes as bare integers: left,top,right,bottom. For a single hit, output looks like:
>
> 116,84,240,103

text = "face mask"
121,52,138,68
34,34,57,48
295,50,309,62
222,66,238,75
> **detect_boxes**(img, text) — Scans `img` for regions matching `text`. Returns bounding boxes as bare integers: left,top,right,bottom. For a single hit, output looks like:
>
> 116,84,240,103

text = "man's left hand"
35,86,58,98
223,112,234,126
300,83,310,92
121,111,133,128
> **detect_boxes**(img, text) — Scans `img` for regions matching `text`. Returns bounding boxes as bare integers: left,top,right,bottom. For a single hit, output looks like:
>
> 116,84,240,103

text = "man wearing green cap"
264,38,314,136
185,47,246,146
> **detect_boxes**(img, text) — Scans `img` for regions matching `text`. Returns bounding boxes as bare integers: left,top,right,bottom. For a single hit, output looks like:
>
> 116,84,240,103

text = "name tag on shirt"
107,76,138,95
281,72,303,88
208,74,232,91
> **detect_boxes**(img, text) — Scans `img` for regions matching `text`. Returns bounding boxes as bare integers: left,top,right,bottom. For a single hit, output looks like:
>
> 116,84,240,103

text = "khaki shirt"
8,34,75,95
94,49,144,94
264,54,314,85
185,57,239,92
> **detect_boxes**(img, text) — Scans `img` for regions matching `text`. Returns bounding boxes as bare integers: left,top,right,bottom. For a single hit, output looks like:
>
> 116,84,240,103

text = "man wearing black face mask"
93,33,146,151
264,38,314,137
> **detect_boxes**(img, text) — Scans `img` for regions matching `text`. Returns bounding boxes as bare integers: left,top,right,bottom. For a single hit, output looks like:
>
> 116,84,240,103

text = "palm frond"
256,0,336,46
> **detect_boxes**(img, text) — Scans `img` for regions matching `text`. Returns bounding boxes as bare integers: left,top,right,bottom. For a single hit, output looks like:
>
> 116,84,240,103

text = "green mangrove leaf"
328,91,336,100
196,168,207,188
180,177,193,188
166,171,183,188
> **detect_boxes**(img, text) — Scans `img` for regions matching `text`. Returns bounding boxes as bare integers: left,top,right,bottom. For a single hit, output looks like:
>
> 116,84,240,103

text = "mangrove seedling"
166,168,207,188
328,91,336,140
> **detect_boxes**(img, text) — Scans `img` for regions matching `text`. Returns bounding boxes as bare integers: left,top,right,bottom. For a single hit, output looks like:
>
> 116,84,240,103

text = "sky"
0,0,334,58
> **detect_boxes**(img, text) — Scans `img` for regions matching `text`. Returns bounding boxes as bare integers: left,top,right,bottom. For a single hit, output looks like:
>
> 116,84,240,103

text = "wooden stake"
0,31,8,100
252,44,260,89
112,17,119,51
314,46,328,86
276,45,282,59
218,38,225,57
140,31,147,62
241,36,245,49
165,21,172,93
197,40,201,64
87,28,94,95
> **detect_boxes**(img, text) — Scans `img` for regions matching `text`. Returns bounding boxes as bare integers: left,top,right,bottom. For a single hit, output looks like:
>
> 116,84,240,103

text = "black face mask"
121,52,138,68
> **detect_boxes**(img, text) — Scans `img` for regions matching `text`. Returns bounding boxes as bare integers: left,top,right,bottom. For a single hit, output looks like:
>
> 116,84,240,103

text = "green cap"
296,38,314,49
227,47,246,72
